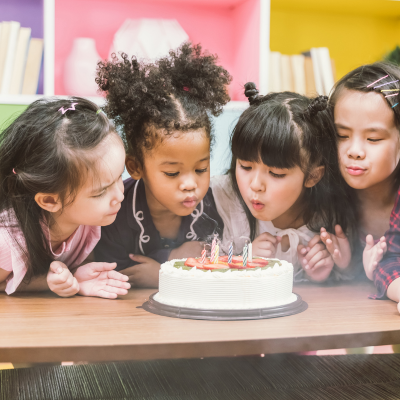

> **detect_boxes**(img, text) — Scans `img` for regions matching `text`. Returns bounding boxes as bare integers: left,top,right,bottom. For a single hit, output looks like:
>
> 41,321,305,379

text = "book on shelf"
22,38,43,95
281,55,294,92
268,51,281,93
0,21,20,95
268,47,335,96
0,21,43,96
10,27,31,95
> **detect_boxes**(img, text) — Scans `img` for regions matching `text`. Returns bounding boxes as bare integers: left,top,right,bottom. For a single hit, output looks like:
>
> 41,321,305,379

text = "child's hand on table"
121,255,160,288
363,235,387,281
74,262,131,299
169,241,204,260
297,235,334,282
252,233,281,258
47,261,80,297
320,225,351,270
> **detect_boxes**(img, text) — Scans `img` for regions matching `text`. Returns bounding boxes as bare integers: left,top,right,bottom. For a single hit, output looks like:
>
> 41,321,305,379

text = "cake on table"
154,256,297,310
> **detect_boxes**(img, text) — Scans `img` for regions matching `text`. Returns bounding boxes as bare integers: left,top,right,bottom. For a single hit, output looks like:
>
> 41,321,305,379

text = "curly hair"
96,42,232,165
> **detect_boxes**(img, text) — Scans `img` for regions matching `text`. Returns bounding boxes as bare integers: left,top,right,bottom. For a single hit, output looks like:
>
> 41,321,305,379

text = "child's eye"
337,134,348,139
240,164,252,171
164,172,179,177
196,168,208,174
93,191,106,198
367,138,382,142
269,171,286,178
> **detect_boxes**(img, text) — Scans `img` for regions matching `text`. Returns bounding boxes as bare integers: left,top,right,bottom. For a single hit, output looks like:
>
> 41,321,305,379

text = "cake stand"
141,292,308,321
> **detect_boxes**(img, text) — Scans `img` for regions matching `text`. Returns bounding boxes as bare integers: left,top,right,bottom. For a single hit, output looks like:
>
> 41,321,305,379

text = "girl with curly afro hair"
94,42,232,288
211,84,358,283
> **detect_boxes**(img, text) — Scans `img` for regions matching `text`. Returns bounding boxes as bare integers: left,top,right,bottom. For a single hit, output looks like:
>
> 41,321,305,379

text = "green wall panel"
0,104,28,132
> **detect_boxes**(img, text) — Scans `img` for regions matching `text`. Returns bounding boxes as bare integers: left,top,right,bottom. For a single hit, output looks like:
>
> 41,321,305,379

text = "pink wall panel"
55,0,260,100
233,0,260,101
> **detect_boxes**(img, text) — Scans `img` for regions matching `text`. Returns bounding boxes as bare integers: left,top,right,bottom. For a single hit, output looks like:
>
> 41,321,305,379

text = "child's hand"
320,225,351,269
74,262,131,299
252,233,281,258
363,235,387,281
297,235,334,282
169,241,204,260
120,255,160,288
47,261,80,297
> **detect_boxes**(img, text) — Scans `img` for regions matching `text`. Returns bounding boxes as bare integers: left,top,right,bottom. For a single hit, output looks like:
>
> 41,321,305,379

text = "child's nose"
111,186,124,205
347,140,366,159
179,175,197,191
249,173,265,192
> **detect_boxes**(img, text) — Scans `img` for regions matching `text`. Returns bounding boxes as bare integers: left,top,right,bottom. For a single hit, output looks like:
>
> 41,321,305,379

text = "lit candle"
248,242,252,262
210,236,217,263
200,245,207,264
228,242,233,263
243,244,248,267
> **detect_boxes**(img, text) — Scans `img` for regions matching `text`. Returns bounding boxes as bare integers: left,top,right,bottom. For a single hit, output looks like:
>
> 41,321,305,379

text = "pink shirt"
0,211,101,295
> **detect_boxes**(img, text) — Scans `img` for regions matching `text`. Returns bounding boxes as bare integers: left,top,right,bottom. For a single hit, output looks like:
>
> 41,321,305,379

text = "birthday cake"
154,256,296,310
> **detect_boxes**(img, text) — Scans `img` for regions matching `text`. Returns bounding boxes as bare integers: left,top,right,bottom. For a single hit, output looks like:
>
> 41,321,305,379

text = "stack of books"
0,21,43,96
269,47,336,97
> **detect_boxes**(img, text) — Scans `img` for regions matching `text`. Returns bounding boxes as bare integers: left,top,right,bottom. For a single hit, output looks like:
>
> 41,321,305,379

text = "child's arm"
252,233,282,258
363,235,387,280
387,279,400,313
0,269,10,284
46,261,80,297
73,261,130,299
121,241,204,288
297,235,334,282
320,225,352,270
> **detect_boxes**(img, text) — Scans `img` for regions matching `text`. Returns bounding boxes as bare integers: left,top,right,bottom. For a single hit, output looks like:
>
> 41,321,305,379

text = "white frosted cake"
154,257,296,310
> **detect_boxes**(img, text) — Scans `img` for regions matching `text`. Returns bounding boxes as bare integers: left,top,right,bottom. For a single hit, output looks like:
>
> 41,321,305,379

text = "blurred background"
1,0,400,176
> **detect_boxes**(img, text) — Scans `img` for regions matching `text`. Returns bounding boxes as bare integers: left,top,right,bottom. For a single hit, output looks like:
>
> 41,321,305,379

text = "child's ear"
305,166,325,188
125,155,142,180
34,193,62,213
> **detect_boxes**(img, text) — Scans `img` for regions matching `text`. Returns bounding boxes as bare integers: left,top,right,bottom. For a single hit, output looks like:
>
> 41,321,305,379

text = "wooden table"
0,280,399,363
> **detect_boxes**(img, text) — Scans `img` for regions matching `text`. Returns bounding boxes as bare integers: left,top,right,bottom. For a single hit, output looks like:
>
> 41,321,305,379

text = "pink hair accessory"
385,93,399,98
367,75,388,88
12,168,16,174
58,102,78,115
183,86,189,92
374,80,399,89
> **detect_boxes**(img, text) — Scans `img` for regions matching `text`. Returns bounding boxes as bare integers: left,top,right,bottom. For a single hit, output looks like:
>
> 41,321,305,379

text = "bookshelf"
270,0,400,82
0,0,270,106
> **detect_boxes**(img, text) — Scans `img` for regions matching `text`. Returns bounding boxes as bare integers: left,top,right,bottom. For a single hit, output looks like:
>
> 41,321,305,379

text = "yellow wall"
270,8,400,80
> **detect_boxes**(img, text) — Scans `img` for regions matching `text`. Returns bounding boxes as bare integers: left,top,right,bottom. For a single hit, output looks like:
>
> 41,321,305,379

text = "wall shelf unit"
0,0,270,106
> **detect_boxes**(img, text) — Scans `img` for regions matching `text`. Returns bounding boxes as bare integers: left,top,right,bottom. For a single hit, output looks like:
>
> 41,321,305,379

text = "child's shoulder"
210,175,236,201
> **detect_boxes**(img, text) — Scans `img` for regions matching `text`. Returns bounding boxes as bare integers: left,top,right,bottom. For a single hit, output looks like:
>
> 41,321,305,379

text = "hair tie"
304,95,329,119
12,168,16,175
96,109,105,115
244,82,259,105
183,86,190,92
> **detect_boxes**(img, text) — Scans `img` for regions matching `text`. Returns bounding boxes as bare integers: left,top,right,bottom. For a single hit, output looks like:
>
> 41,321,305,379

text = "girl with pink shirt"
0,97,130,298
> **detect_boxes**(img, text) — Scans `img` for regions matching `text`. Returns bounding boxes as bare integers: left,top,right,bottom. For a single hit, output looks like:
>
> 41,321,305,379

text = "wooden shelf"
0,94,248,111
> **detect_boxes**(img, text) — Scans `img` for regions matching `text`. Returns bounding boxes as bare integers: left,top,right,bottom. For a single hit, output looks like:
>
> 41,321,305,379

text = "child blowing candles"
211,85,356,282
94,43,229,288
329,62,400,312
0,98,130,298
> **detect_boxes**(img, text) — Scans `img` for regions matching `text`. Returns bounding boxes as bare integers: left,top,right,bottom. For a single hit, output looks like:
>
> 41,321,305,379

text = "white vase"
109,19,189,62
64,38,101,96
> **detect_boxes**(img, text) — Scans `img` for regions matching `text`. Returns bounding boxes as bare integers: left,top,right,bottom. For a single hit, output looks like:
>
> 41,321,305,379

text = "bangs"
231,101,302,169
